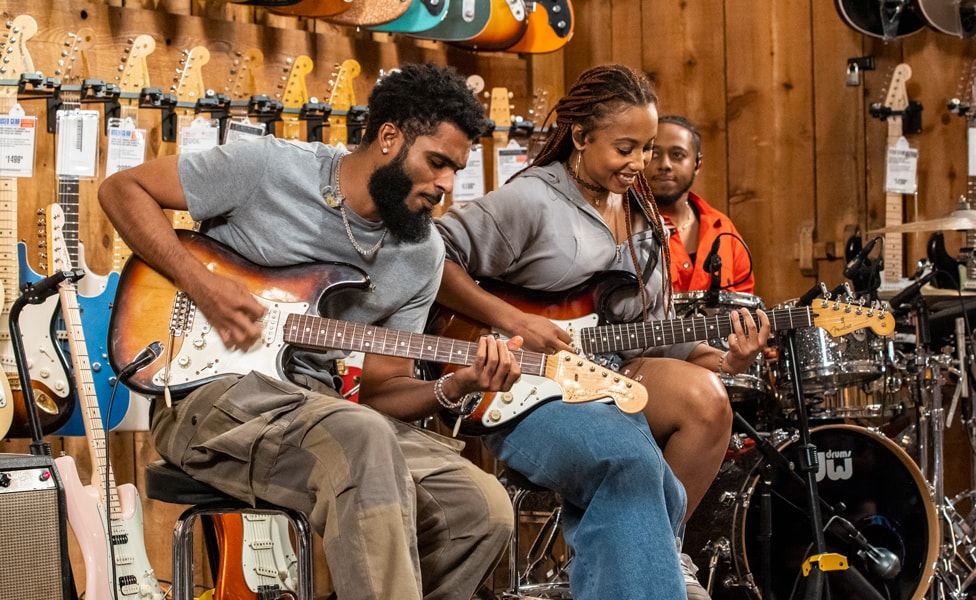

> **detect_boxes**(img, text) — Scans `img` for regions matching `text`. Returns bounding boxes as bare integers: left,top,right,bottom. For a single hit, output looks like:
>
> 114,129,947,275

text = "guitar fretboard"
283,313,549,376
578,306,816,355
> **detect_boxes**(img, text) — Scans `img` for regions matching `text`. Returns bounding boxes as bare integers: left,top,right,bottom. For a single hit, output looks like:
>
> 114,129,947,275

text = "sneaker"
680,553,711,600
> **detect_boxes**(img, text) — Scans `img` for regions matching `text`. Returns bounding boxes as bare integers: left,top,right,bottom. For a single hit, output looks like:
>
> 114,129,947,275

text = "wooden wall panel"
723,0,816,304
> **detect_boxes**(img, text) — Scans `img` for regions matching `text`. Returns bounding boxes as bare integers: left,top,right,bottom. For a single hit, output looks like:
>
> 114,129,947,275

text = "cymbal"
869,208,976,234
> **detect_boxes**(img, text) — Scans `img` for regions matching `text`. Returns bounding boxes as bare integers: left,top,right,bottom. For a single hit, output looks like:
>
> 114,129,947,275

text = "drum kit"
676,268,976,600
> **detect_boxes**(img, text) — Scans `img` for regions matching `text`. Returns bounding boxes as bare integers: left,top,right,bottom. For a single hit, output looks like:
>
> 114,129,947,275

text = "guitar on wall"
168,45,211,229
426,271,894,434
326,59,361,146
873,63,915,293
1,16,74,437
917,0,976,38
504,0,575,54
31,29,123,436
106,230,648,427
46,204,164,600
450,0,528,52
278,55,313,141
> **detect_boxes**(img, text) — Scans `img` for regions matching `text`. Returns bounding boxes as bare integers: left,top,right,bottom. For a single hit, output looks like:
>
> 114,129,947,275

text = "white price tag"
105,118,147,177
56,109,100,178
453,144,485,202
494,140,528,190
179,116,220,153
223,119,266,144
885,136,918,194
0,105,37,178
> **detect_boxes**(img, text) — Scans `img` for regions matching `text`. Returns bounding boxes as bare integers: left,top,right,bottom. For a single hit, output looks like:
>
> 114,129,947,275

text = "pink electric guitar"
46,204,163,600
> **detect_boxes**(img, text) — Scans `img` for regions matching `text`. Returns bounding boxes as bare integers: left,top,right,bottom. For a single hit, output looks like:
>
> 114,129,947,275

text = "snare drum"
772,299,885,397
673,291,769,403
684,425,938,600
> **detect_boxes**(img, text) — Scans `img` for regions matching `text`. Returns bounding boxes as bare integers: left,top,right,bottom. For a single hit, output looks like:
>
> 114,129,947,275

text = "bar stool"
144,460,315,600
500,468,573,599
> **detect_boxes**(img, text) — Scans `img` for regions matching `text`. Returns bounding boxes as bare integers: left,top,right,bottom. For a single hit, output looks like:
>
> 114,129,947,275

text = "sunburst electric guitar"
426,271,895,434
47,204,164,600
107,230,647,424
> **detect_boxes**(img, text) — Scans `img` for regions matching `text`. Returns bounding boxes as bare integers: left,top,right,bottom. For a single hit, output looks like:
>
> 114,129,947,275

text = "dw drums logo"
816,448,853,482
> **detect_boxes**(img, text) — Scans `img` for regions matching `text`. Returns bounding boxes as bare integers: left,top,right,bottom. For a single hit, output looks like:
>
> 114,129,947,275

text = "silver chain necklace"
332,154,387,258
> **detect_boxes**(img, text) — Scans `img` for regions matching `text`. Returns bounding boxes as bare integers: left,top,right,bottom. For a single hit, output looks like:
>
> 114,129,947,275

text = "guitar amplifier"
0,453,72,600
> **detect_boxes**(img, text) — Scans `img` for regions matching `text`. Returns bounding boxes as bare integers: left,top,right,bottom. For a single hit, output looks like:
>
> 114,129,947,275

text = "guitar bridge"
170,291,194,337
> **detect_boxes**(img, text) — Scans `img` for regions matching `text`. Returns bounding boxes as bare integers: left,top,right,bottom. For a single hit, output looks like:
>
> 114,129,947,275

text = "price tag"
494,140,528,190
0,105,36,178
453,144,485,202
56,109,100,178
223,119,266,144
105,118,147,177
969,126,976,177
885,136,918,194
179,116,220,154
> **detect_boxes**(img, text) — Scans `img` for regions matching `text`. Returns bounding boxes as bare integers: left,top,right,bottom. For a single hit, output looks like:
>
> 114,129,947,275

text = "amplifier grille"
0,487,65,599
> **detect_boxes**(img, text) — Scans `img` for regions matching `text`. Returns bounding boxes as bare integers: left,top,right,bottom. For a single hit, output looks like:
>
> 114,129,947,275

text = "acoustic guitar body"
371,0,449,33
451,0,528,51
409,0,492,41
504,0,574,53
326,0,411,27
834,0,926,40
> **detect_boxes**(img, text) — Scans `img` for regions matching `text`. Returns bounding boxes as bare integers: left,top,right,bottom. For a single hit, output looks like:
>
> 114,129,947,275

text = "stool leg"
173,510,201,600
289,509,315,600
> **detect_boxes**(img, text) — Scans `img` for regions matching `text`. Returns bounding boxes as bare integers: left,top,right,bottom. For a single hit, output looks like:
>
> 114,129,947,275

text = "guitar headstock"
543,351,648,414
171,46,211,105
327,59,361,145
116,34,156,95
528,87,551,129
489,87,513,129
882,63,912,113
225,47,264,101
280,55,314,110
0,14,38,104
811,301,895,338
56,28,95,88
45,204,73,275
949,59,976,121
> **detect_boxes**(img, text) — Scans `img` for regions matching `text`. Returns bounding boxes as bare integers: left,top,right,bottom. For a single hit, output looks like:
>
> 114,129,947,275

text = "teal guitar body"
408,0,490,41
371,0,449,32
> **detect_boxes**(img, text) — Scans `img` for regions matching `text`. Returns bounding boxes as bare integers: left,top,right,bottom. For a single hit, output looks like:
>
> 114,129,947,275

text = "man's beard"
368,154,433,244
651,178,694,207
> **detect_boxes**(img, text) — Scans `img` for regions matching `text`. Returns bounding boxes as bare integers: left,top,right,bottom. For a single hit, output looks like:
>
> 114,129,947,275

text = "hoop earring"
574,151,582,176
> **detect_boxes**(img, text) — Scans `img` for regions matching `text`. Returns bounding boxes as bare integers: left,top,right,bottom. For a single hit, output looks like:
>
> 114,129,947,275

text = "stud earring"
382,147,389,155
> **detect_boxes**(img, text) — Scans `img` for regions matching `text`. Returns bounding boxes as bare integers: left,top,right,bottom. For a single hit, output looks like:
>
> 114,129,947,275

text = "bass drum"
673,291,770,403
684,425,937,600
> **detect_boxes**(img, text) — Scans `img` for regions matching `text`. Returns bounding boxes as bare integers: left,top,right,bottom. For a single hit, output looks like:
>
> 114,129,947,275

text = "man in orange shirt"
647,115,755,293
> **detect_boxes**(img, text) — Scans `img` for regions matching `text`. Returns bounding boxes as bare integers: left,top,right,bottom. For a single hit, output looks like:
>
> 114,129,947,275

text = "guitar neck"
883,116,906,286
59,283,122,515
282,313,550,376
57,176,83,267
579,306,815,355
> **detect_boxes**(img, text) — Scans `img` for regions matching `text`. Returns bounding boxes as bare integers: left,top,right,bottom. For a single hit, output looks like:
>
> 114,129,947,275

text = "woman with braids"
435,64,770,599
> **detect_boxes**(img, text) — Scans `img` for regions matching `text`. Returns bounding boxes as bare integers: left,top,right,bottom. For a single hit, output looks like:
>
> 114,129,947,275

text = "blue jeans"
485,400,687,600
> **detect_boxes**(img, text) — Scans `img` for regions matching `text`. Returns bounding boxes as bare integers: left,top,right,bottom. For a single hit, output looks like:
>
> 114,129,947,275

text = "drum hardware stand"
756,326,886,600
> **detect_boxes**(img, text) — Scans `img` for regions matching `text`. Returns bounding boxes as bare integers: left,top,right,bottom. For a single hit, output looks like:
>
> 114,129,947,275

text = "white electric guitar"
46,204,163,600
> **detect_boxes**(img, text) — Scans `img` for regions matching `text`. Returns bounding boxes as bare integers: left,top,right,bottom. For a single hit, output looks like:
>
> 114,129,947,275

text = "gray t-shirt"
178,136,445,384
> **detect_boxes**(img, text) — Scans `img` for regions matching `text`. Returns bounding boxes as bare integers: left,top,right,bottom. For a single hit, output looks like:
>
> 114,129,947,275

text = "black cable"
708,231,754,291
105,375,123,600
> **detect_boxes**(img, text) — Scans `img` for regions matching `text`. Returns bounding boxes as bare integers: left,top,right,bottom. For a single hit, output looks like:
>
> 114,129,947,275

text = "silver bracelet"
433,372,466,410
718,351,732,376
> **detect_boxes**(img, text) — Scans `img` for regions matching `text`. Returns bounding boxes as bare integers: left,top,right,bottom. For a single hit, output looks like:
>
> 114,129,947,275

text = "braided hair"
524,64,672,317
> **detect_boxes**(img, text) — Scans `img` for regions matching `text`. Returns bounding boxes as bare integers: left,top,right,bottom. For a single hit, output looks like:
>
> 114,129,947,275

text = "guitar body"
20,241,127,436
325,0,411,27
109,230,370,398
370,0,450,33
268,0,352,17
409,0,492,41
8,244,75,437
213,513,298,600
426,272,636,434
55,454,164,600
504,0,574,53
451,0,528,51
918,0,976,37
834,0,926,39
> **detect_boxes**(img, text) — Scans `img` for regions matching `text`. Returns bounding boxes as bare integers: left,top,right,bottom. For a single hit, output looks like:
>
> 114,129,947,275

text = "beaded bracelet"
717,351,732,377
433,372,466,410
